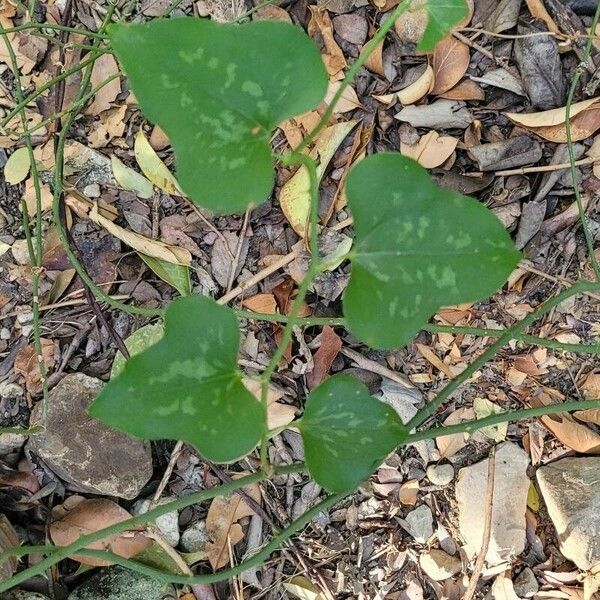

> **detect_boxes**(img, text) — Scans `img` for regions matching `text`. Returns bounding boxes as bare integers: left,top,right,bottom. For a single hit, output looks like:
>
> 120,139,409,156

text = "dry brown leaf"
73,200,192,266
253,4,292,21
0,15,47,74
0,514,19,580
534,393,600,453
241,293,277,314
308,7,345,80
50,498,150,566
86,53,121,116
243,378,295,430
438,79,485,101
525,0,560,34
400,131,458,168
14,339,56,395
149,125,170,151
363,39,385,77
505,97,600,127
370,0,401,10
532,109,600,143
205,482,261,569
398,64,435,105
306,326,342,390
398,479,419,505
431,37,470,95
581,372,600,399
573,409,600,426
436,407,475,458
416,342,455,378
323,81,361,113
88,104,127,148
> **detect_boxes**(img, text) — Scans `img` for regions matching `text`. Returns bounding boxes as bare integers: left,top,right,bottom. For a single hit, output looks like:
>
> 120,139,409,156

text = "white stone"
418,549,461,581
455,442,530,565
0,432,26,456
536,456,600,570
426,464,454,486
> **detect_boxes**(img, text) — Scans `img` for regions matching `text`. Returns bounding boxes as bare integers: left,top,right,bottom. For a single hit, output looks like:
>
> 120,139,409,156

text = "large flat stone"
455,441,530,565
27,374,152,499
537,456,600,570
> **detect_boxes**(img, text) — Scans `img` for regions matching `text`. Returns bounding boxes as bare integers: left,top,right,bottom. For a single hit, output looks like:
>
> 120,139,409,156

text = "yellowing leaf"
527,482,540,512
283,576,327,600
473,397,507,442
4,147,31,185
400,130,458,168
111,155,154,199
134,129,183,196
279,120,358,237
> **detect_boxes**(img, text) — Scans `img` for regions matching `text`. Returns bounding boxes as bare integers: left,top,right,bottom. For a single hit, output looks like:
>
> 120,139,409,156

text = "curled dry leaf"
400,130,458,168
306,325,342,390
134,129,183,196
205,481,261,569
71,200,192,267
86,53,121,116
241,293,277,314
0,514,19,580
280,120,358,237
398,64,435,105
431,37,470,95
323,80,362,113
14,339,56,395
243,378,296,430
438,79,485,101
50,498,150,566
363,40,385,77
308,6,345,80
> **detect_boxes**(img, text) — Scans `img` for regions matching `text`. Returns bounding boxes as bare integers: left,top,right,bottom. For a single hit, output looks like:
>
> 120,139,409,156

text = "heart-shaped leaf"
343,153,520,349
418,0,469,52
299,375,406,492
109,18,328,213
90,296,265,463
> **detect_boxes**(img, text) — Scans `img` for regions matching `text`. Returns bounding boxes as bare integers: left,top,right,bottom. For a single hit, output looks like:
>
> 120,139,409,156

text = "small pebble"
513,567,539,598
426,464,454,486
83,183,101,198
181,521,209,553
134,498,180,547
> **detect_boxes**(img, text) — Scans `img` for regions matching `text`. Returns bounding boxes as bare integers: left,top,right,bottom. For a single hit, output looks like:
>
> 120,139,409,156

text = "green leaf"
111,322,164,379
418,0,469,52
139,252,191,297
90,296,265,463
343,153,520,350
109,18,328,214
299,375,406,493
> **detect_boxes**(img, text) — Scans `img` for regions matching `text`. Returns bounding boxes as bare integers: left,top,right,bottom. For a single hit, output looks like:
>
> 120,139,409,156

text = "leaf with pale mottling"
300,375,406,492
110,18,328,213
343,153,520,349
91,296,265,463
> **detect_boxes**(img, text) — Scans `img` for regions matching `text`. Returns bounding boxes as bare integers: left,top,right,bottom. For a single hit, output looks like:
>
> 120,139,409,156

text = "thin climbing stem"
407,279,600,431
1,24,48,416
0,464,305,592
0,22,108,39
404,399,600,444
565,0,600,280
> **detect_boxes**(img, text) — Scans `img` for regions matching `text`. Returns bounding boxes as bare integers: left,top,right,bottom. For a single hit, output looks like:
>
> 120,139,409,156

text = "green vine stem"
407,279,600,431
1,26,48,416
404,399,600,444
0,464,304,592
0,22,108,39
565,0,600,281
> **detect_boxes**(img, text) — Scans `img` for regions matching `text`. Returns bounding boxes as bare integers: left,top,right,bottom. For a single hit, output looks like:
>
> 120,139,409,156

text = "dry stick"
340,347,414,389
452,30,500,64
467,156,597,177
462,446,496,600
226,207,251,293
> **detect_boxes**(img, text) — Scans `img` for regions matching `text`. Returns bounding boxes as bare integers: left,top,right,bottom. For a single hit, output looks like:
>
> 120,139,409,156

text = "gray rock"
402,505,433,543
426,464,454,486
68,566,175,600
0,433,26,456
181,520,209,552
27,374,152,499
0,592,50,599
455,442,530,565
134,498,180,547
513,567,539,598
536,456,600,570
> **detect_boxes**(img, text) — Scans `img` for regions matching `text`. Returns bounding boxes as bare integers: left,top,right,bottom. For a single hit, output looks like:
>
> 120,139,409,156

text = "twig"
340,347,414,388
467,156,597,177
462,446,496,600
227,208,251,293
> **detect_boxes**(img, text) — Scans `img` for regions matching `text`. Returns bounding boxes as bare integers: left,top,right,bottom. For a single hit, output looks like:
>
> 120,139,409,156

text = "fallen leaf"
0,514,19,580
363,39,385,77
308,6,345,80
111,154,154,199
534,393,600,453
473,397,507,441
581,372,600,400
525,0,560,34
306,326,342,389
4,147,31,185
416,343,454,378
134,129,183,196
399,479,419,505
50,498,150,566
505,97,600,128
279,120,358,237
139,253,191,296
436,407,475,458
14,339,56,395
401,130,458,168
439,78,485,101
243,378,295,430
492,573,521,600
86,53,121,115
205,482,261,569
394,0,428,46
284,575,327,600
398,64,435,105
431,37,470,95
323,80,361,113
242,293,277,314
